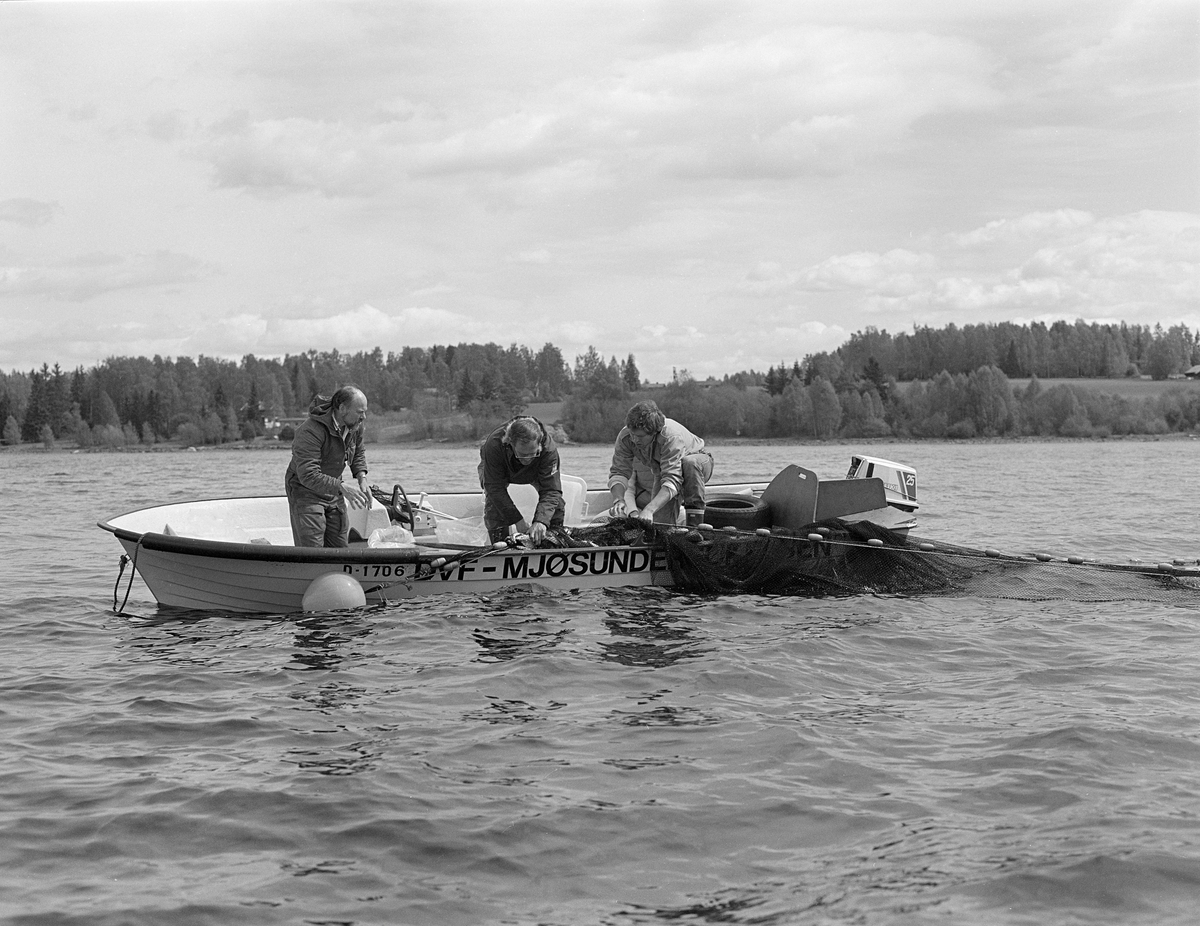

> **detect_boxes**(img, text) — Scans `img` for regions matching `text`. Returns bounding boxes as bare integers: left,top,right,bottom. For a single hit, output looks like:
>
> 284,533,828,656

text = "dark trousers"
633,451,714,524
289,497,350,548
679,450,714,513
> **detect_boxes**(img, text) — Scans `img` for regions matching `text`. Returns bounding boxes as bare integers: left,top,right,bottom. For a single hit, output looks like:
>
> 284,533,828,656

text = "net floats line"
681,522,1200,580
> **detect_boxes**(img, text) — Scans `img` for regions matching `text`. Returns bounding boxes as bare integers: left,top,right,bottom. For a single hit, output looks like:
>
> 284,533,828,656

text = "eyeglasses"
512,441,542,462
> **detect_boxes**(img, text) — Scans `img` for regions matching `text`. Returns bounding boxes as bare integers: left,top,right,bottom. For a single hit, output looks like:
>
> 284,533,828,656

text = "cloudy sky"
2,1,1196,382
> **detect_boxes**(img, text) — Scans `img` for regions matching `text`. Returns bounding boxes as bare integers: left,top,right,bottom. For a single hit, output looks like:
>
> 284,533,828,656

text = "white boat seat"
347,503,393,542
508,473,588,527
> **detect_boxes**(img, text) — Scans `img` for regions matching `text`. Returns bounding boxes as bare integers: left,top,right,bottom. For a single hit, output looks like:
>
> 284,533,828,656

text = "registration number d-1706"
341,563,412,579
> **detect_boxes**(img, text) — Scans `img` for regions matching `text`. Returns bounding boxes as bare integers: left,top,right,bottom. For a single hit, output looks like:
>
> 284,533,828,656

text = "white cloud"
0,199,60,228
166,7,1009,202
257,304,487,353
762,209,1200,334
953,210,1095,247
554,320,603,346
796,249,937,293
0,251,209,302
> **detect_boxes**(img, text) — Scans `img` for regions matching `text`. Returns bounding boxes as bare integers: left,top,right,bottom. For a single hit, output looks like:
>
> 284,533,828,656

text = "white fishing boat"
99,455,918,614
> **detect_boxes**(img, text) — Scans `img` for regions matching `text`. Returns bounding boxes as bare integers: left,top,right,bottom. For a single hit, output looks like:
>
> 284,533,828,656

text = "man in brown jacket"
284,386,371,547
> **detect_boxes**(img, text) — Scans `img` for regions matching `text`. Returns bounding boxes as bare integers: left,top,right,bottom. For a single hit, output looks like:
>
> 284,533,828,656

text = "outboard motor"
847,455,918,514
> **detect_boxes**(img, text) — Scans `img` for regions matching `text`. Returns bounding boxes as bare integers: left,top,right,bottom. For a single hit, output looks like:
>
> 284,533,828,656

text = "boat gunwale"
97,482,770,561
105,526,666,565
96,479,776,568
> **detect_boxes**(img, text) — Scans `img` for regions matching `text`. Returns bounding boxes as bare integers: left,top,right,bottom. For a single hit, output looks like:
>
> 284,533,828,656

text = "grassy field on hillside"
1006,378,1200,397
362,381,1196,445
523,401,566,422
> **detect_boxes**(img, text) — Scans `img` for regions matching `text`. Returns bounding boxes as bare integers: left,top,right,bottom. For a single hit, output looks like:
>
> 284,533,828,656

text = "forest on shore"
2,319,1199,450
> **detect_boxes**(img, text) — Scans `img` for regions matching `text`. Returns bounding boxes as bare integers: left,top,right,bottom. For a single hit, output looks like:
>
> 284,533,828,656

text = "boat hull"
113,532,673,613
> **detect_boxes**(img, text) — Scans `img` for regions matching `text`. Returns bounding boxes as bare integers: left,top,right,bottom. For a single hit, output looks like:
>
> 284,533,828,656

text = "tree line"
2,320,1198,449
0,343,619,448
798,319,1198,384
565,366,1199,443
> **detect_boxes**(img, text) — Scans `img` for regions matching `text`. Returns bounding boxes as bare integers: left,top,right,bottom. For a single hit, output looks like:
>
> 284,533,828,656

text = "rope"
683,522,1195,576
112,539,142,614
414,536,522,580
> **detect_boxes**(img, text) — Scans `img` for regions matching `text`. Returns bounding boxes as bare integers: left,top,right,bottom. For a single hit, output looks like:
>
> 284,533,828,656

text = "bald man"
284,385,372,547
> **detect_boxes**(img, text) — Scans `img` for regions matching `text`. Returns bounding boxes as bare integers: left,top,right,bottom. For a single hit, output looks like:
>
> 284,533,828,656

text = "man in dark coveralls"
478,416,565,545
284,385,371,547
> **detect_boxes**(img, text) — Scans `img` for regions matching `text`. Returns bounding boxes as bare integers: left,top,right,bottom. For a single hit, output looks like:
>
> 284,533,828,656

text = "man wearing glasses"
285,385,372,547
478,416,565,545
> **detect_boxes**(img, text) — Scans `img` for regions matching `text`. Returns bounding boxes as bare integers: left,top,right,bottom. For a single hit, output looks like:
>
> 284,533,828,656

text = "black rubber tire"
703,493,771,530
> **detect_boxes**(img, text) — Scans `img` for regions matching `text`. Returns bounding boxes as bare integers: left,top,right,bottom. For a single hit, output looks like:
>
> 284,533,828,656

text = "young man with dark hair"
608,400,713,528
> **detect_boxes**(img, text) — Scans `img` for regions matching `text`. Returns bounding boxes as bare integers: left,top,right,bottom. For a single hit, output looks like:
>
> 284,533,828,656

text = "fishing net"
564,517,1200,606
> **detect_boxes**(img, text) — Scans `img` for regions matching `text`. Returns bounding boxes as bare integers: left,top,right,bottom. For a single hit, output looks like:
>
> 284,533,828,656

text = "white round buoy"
755,528,771,536
919,542,935,552
867,538,884,547
1067,556,1084,565
302,572,367,611
1035,553,1052,562
985,548,1001,558
807,533,823,542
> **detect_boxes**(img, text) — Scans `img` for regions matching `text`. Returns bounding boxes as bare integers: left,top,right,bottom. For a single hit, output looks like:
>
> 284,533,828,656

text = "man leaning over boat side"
608,400,713,528
284,386,372,548
478,416,565,545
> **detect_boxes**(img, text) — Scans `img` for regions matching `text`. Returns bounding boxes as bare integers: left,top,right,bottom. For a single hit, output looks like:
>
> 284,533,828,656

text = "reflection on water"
601,755,687,771
621,891,775,926
462,695,568,725
468,585,572,663
287,614,374,672
114,611,272,668
288,677,370,714
598,589,711,668
608,686,722,728
116,611,383,776
283,615,379,776
612,703,722,727
285,739,380,777
471,620,571,663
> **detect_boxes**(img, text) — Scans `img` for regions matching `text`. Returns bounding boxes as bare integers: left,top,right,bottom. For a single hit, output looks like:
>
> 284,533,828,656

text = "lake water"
3,438,1200,925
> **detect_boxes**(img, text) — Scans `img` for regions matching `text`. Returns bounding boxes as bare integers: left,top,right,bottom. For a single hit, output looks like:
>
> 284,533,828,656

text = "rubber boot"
685,509,704,529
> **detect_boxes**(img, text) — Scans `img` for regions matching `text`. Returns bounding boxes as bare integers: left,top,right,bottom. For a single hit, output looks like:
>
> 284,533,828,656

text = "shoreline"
3,430,1196,454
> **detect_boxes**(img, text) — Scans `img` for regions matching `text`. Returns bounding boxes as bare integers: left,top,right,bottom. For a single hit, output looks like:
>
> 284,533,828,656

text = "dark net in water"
564,518,1200,606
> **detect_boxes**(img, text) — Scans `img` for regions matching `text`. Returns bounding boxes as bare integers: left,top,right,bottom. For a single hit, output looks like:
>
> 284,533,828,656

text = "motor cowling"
847,455,918,513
